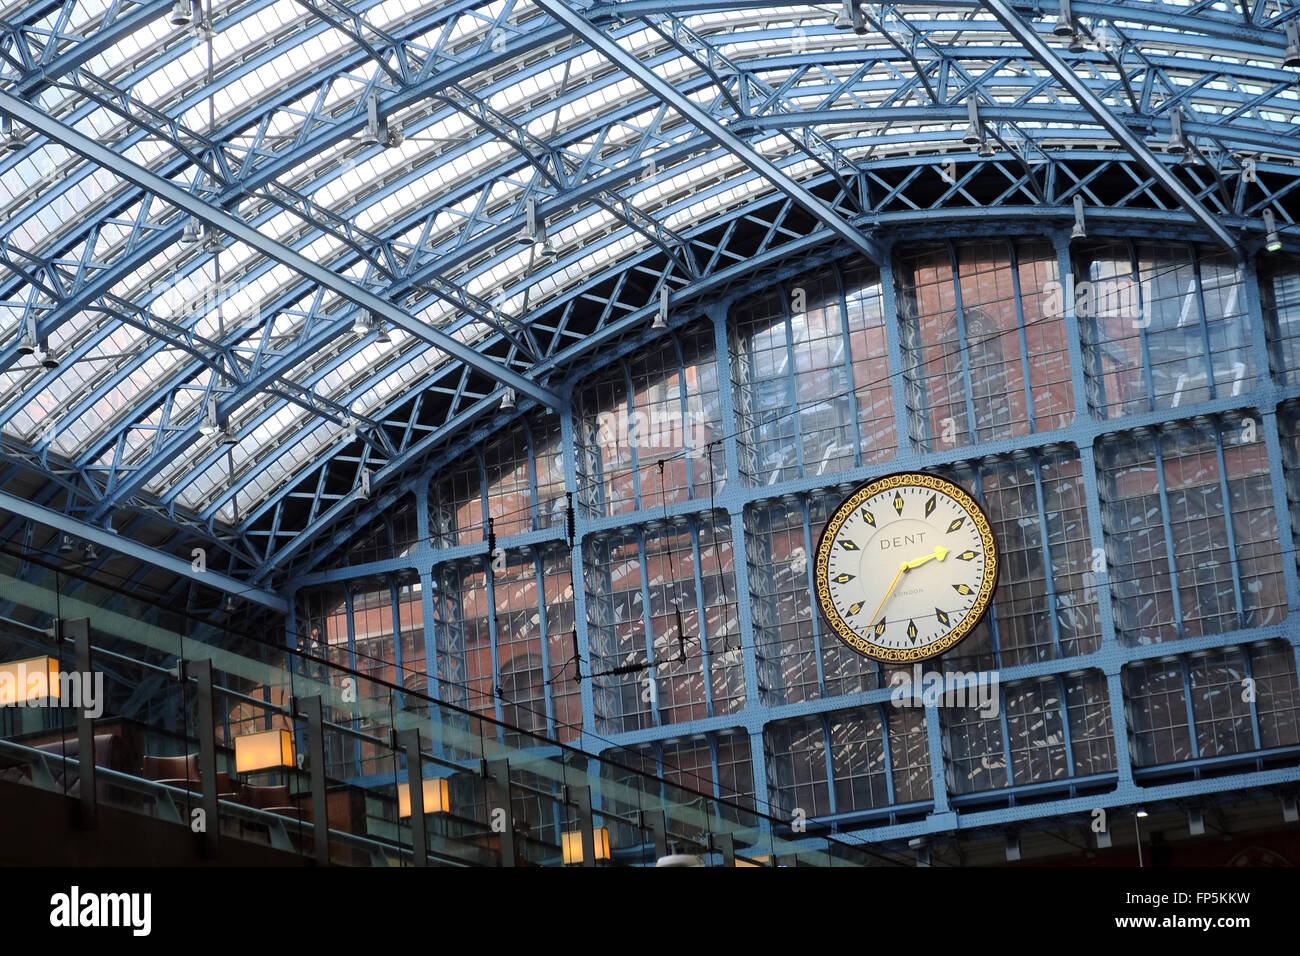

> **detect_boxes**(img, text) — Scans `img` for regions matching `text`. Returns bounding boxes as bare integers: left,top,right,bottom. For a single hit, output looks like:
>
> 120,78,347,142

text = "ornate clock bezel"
813,470,1000,663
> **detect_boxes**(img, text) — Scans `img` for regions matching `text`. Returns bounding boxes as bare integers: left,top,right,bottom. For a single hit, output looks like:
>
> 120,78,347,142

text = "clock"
813,471,999,663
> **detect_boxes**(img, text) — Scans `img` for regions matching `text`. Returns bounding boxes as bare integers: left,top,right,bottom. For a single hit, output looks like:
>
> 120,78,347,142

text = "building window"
1098,413,1285,646
895,238,1071,451
1076,241,1252,418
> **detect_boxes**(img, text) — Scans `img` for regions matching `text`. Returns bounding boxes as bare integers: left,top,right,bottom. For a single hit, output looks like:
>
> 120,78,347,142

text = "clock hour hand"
867,561,909,627
903,545,950,571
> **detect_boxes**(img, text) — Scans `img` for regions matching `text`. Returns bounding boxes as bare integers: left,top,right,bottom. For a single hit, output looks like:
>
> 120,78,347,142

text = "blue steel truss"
1,0,1300,601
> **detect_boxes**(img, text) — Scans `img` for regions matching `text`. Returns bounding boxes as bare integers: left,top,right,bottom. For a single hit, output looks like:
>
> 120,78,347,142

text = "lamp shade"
561,827,611,865
0,656,60,706
396,777,450,818
234,728,295,772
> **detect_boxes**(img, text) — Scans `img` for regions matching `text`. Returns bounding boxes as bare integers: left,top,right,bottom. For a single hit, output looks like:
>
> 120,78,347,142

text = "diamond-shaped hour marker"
953,583,973,595
925,495,937,517
956,550,978,561
861,509,875,527
834,573,855,584
935,608,950,626
947,517,966,533
874,619,886,637
893,494,904,515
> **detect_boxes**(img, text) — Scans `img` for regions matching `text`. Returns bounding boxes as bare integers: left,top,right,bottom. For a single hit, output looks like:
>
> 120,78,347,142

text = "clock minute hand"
867,561,909,627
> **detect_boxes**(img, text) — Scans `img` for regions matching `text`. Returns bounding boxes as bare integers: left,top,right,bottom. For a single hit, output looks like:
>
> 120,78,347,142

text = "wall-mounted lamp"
234,728,295,773
0,656,60,706
561,827,611,865
397,777,450,817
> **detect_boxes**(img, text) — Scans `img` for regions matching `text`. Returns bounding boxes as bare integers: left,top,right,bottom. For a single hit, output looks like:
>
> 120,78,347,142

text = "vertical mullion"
636,528,661,729
878,703,897,806
1008,239,1039,429
1210,423,1248,629
1132,241,1160,412
1056,674,1076,780
1242,645,1264,753
533,547,558,737
782,291,806,477
1149,430,1188,639
1188,246,1218,401
1030,454,1065,659
483,557,505,732
947,241,982,443
623,362,642,511
1181,657,1201,761
689,518,717,717
833,262,865,464
801,495,829,698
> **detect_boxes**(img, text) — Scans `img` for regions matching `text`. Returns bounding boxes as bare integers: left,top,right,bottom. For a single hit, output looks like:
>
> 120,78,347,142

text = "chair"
239,783,298,816
140,753,201,790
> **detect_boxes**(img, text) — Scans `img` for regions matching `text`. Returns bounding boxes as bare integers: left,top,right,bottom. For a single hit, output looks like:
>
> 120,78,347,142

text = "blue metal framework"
3,0,1300,851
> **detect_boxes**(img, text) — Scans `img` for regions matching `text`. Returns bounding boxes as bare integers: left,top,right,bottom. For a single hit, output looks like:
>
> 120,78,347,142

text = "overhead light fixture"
1071,194,1087,240
962,95,982,146
1053,0,1074,37
352,311,373,334
375,320,391,344
219,421,238,445
1166,108,1187,154
356,468,371,501
520,196,556,257
1264,208,1284,252
653,286,669,330
1,116,23,152
1286,21,1300,69
978,136,996,158
180,216,203,245
1068,31,1086,54
362,91,403,148
1135,808,1149,818
201,229,222,253
1179,148,1202,168
82,541,97,561
561,827,611,865
199,397,220,436
169,0,195,26
39,345,58,369
833,0,866,33
234,728,295,773
500,387,516,412
58,534,75,554
17,315,37,355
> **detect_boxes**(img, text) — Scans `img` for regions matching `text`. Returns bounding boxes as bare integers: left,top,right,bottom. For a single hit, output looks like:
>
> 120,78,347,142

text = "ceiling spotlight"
1071,194,1087,240
169,0,194,26
1053,0,1074,37
199,396,220,436
1166,108,1187,154
1135,808,1149,818
376,320,391,344
356,468,371,501
962,95,982,147
1068,31,1086,54
17,315,37,355
978,136,995,158
1286,21,1300,69
833,0,866,33
653,286,669,330
219,421,238,445
1264,208,1284,252
1,116,23,152
39,345,58,369
352,311,373,334
500,387,516,412
201,229,222,253
83,541,98,561
180,215,203,245
519,196,556,256
58,534,74,554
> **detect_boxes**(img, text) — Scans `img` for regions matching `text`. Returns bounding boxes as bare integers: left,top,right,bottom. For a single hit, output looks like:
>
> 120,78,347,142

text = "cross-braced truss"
1,0,1299,595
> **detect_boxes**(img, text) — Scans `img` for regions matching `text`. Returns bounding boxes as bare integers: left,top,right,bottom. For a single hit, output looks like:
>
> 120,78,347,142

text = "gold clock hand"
903,545,950,571
867,561,909,626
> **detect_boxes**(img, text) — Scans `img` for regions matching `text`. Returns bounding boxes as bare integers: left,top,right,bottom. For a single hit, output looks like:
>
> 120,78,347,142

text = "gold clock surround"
813,471,999,663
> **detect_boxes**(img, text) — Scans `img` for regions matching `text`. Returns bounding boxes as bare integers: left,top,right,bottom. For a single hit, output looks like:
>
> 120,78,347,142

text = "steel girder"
1,0,1299,590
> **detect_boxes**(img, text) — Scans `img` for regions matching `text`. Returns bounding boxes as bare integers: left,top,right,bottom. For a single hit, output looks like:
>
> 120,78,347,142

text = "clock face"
813,472,999,663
